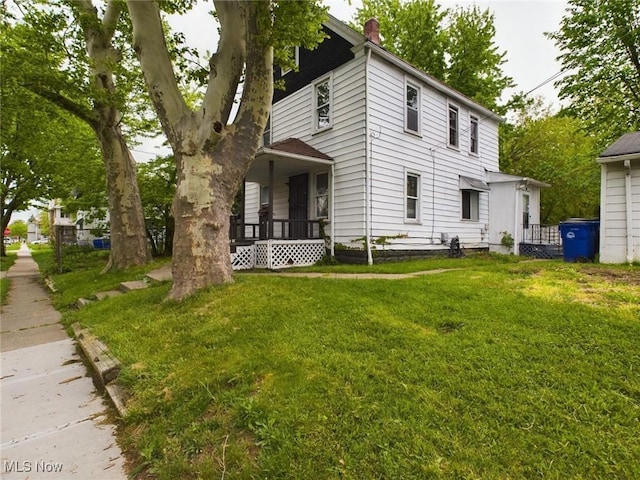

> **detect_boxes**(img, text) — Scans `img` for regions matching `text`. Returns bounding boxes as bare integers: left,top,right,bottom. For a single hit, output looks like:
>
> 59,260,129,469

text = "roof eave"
365,43,504,123
597,152,640,164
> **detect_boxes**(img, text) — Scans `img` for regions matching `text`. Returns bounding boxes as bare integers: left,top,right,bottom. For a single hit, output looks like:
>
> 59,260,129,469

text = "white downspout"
364,46,373,265
624,159,633,264
330,163,335,257
513,185,521,255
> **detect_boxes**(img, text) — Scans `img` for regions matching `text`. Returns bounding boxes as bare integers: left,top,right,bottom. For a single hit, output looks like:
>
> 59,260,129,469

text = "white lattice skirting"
230,240,325,270
255,240,326,269
230,245,256,270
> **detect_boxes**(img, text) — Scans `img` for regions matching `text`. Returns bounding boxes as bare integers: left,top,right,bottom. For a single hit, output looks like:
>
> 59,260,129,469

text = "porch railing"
230,216,323,241
523,224,561,245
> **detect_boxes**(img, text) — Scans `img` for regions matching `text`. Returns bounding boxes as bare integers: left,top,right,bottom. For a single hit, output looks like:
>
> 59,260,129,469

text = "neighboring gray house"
231,15,545,269
597,132,640,264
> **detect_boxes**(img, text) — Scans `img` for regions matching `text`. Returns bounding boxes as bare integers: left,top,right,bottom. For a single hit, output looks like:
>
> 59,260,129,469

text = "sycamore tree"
4,1,150,270
548,0,640,143
127,1,327,300
354,0,513,113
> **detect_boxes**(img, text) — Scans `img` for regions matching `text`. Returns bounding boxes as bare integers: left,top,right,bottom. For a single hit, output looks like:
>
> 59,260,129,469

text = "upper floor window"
461,190,479,221
314,77,332,131
448,104,459,148
262,114,271,146
405,82,420,134
315,172,329,218
405,172,420,221
469,115,479,155
281,46,299,76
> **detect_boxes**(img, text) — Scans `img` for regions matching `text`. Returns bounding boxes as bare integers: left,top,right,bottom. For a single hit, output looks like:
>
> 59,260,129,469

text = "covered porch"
230,138,334,270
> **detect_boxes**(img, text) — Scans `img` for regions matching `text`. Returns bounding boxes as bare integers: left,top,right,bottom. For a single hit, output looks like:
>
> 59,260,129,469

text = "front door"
288,173,309,239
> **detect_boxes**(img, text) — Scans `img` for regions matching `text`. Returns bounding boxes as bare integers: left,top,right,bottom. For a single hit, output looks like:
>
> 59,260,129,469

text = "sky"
12,0,569,223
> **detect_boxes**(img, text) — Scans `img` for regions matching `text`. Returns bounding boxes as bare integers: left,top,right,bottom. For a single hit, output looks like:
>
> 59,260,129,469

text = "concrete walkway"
0,245,126,479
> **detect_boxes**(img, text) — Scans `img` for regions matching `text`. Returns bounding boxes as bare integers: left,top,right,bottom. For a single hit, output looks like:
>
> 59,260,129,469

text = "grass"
1,251,17,306
286,251,523,274
48,250,640,479
31,247,170,309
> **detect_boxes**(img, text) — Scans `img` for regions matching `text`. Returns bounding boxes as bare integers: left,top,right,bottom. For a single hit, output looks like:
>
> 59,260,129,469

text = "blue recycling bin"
92,238,111,250
559,219,600,262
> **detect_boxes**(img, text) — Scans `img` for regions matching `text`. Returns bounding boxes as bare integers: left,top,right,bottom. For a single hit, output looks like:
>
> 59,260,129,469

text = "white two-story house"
231,15,546,269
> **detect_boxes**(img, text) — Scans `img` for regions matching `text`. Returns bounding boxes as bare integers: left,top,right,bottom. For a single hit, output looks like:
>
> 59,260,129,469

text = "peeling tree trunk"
129,1,274,301
78,1,149,271
96,122,149,270
170,153,236,299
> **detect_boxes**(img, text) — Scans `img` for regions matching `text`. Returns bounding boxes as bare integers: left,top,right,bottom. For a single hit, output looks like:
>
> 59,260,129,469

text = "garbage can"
559,219,600,262
93,238,103,249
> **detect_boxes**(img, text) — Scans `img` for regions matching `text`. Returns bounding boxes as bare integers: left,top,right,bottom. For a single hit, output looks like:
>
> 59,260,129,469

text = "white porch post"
330,163,335,257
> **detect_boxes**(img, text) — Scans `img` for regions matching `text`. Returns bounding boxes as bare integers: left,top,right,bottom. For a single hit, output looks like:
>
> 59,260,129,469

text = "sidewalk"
0,245,126,479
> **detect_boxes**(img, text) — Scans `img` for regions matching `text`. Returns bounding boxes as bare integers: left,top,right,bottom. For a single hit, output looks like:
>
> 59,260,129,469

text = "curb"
72,323,128,417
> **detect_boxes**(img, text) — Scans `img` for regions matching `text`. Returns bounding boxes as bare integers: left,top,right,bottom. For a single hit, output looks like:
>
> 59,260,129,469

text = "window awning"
460,175,491,191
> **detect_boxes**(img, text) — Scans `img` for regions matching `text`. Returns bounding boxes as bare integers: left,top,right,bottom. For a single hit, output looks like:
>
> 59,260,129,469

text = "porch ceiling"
246,138,333,184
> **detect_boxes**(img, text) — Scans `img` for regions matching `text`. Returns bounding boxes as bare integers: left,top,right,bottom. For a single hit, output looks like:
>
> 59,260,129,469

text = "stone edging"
72,323,128,417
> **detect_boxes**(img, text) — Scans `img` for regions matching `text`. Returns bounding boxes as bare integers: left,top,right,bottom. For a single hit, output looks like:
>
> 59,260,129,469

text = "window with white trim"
262,114,271,146
461,190,479,221
448,104,459,148
405,82,420,134
469,115,479,155
314,77,331,131
406,173,420,221
315,172,329,218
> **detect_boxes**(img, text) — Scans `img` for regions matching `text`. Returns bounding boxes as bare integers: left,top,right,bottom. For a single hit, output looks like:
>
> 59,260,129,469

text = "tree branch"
127,0,189,138
24,84,98,127
233,2,272,139
102,0,123,42
201,1,246,126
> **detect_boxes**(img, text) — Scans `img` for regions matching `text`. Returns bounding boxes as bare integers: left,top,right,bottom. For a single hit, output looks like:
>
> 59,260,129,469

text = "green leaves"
500,112,600,223
354,0,512,112
548,0,640,144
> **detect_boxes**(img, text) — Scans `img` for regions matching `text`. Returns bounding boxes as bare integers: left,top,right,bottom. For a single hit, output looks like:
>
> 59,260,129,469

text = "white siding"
244,183,260,224
366,55,499,249
600,161,640,263
271,55,367,245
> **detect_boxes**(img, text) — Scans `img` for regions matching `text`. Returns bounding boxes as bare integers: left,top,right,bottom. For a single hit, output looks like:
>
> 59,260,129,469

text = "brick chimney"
364,17,380,45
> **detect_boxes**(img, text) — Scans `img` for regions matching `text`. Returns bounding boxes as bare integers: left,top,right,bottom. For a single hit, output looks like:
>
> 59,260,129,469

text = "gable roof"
265,138,332,161
325,15,503,124
598,131,640,160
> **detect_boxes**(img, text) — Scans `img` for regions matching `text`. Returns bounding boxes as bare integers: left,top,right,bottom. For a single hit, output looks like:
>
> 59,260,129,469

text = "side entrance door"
288,173,309,239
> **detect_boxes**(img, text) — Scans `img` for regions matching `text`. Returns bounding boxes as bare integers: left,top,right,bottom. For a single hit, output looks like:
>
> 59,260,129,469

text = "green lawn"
1,251,17,305
48,251,640,480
